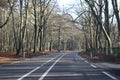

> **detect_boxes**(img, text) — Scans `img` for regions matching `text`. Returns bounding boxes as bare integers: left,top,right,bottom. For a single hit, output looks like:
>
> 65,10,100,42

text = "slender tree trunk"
8,0,18,53
104,0,112,54
111,0,120,37
16,0,28,55
32,0,37,53
58,26,61,52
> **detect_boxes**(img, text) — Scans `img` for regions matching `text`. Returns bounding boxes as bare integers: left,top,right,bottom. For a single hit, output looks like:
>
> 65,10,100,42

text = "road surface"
0,52,119,80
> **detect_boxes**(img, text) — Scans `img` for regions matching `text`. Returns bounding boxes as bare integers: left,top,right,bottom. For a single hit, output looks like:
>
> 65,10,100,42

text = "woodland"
0,0,120,58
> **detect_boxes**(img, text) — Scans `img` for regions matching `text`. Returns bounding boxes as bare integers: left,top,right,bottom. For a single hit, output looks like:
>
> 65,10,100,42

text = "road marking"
38,54,65,80
102,71,118,80
90,64,97,68
84,60,89,63
79,56,84,60
17,55,60,80
79,56,85,61
11,61,21,64
17,67,40,80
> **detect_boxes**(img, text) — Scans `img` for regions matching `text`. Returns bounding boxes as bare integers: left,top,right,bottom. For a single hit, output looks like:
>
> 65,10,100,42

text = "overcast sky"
57,0,78,19
57,0,120,9
57,0,77,9
57,0,120,19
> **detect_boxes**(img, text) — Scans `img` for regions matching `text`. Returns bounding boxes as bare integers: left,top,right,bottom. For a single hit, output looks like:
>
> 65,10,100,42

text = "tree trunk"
111,0,120,37
32,0,37,53
104,0,112,54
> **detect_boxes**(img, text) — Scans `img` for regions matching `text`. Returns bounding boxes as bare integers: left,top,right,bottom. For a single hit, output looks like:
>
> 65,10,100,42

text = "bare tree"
111,0,120,38
0,0,16,28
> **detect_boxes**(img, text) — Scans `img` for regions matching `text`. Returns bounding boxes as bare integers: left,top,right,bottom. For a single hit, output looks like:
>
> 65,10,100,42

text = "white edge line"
79,56,85,61
11,61,21,64
90,64,97,68
17,55,60,80
39,54,65,80
79,57,84,60
102,71,118,80
84,60,89,63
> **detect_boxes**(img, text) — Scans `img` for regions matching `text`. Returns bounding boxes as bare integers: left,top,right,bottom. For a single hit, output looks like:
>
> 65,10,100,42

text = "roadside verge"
78,51,120,78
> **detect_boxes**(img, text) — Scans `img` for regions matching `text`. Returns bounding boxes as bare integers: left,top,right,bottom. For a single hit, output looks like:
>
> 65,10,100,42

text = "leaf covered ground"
0,50,57,64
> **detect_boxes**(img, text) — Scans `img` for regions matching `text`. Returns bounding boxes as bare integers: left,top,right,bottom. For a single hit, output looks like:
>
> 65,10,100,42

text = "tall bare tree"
111,0,120,39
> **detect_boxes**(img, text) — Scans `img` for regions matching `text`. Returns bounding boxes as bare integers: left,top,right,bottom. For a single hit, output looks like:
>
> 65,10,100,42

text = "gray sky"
57,0,120,10
58,0,76,9
57,0,120,20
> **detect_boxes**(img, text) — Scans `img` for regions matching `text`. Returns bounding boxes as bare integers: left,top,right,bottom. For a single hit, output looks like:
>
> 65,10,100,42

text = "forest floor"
0,51,21,64
78,51,120,77
0,50,56,64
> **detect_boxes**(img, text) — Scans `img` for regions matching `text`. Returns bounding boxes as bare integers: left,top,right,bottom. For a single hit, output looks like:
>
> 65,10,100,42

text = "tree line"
75,0,120,56
0,0,82,55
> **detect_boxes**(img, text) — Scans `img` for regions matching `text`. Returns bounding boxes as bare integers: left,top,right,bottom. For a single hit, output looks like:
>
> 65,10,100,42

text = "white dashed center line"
102,71,118,80
84,60,89,63
90,64,97,68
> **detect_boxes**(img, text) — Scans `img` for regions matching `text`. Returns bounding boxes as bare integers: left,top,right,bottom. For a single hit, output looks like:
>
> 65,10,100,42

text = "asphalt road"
0,51,119,80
